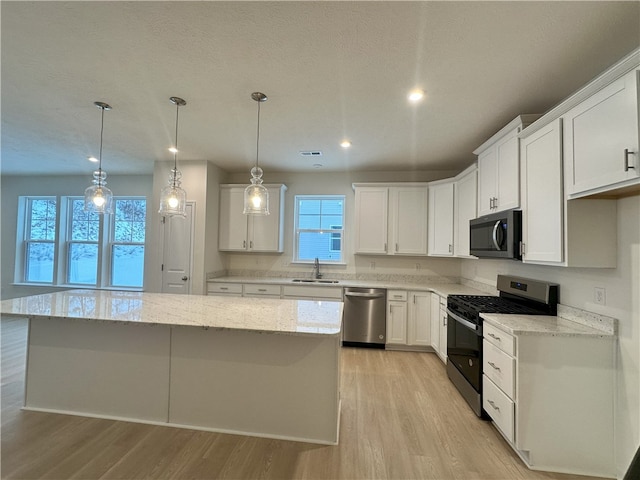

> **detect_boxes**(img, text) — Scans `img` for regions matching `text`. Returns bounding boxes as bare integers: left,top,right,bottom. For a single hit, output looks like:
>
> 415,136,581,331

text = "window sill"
11,283,143,292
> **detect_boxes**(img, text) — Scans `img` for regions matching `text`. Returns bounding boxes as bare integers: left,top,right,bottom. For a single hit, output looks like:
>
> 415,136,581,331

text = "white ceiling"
1,1,639,176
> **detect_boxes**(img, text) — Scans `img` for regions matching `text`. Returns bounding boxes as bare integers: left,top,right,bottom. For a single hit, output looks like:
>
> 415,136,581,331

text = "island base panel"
169,328,341,444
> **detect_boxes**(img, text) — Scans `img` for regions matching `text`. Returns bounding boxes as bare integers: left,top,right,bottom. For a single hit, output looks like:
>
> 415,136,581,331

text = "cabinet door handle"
243,240,246,249
625,149,636,172
250,240,253,249
489,197,493,210
487,399,500,411
487,332,501,341
384,243,387,252
442,315,446,327
395,243,398,252
488,361,501,371
520,242,525,256
448,244,452,253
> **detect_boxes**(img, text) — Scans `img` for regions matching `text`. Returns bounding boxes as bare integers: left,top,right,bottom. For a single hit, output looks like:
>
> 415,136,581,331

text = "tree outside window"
25,198,57,283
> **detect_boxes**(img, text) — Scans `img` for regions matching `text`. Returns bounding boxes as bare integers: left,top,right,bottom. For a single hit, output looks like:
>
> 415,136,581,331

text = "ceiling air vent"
299,150,323,157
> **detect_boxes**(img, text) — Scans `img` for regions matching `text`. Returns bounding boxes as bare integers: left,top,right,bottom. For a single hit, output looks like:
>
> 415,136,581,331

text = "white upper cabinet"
353,184,428,256
453,166,477,257
520,119,617,268
428,180,454,256
218,184,287,252
564,69,639,198
520,119,564,263
475,115,540,216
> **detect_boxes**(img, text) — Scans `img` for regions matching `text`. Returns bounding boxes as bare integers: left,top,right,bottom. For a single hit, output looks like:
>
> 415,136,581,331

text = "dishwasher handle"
344,292,386,299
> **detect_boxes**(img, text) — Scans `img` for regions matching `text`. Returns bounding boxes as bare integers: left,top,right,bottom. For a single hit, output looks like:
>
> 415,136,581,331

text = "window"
16,196,146,289
68,199,100,285
294,195,345,263
24,197,57,283
111,199,146,288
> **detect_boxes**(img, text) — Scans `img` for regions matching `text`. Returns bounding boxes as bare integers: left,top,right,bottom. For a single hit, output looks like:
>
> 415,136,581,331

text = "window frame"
19,196,59,284
293,195,345,264
109,197,146,288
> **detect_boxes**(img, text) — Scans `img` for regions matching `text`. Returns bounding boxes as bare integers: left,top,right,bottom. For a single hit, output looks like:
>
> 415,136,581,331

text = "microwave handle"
492,220,502,250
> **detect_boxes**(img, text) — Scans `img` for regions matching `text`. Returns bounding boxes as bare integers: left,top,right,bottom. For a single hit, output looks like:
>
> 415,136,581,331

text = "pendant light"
243,92,269,215
159,96,187,217
84,101,114,214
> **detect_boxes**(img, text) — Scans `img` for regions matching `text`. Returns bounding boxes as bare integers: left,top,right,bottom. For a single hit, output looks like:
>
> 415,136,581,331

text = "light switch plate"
594,287,606,305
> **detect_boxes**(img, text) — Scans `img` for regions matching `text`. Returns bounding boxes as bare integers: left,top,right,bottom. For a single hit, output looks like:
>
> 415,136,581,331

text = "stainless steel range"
446,275,558,417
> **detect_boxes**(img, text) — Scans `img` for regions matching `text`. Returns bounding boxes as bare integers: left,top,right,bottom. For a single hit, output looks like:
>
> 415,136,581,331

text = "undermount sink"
291,279,340,284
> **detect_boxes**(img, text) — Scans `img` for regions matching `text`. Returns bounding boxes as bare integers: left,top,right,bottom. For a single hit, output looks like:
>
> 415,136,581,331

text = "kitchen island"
0,290,343,444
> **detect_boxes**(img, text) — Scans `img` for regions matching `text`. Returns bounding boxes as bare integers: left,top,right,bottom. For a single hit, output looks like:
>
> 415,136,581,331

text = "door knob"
182,276,188,281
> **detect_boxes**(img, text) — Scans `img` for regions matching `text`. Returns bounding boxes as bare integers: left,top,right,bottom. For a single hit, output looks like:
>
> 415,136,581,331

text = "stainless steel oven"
446,275,558,417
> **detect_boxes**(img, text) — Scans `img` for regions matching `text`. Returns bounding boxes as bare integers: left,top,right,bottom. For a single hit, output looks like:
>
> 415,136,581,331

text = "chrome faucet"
313,257,322,279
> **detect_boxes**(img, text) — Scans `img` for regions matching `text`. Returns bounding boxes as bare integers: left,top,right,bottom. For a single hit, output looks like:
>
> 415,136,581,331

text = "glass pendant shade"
243,167,269,215
84,101,113,214
84,170,114,214
243,92,270,216
159,168,187,217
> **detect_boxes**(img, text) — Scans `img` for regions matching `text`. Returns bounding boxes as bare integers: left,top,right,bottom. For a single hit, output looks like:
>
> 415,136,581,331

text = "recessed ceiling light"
408,89,425,103
87,156,99,163
340,140,351,148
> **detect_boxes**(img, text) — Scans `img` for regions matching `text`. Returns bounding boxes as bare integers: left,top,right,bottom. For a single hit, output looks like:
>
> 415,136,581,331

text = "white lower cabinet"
386,290,431,350
207,282,243,297
482,320,615,478
429,293,447,363
242,283,282,298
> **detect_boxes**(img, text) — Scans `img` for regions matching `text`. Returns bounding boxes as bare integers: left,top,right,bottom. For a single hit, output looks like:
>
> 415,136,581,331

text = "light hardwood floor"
1,317,605,480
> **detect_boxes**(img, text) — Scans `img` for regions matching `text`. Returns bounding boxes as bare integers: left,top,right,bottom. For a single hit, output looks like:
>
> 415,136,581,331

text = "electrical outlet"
415,263,421,270
594,287,606,306
370,262,376,270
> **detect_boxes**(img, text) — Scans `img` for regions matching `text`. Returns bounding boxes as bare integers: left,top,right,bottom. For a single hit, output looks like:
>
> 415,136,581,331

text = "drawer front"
483,323,515,356
388,290,407,302
282,285,343,299
243,284,282,297
483,374,515,443
207,283,243,295
483,340,515,398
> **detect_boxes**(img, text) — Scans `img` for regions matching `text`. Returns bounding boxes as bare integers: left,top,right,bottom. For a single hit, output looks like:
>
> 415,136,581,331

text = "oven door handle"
446,308,479,332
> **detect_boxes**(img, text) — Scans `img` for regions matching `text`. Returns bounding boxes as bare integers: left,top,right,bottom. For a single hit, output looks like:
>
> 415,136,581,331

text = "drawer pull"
487,332,501,341
258,289,267,292
487,399,500,411
488,361,501,371
220,287,228,290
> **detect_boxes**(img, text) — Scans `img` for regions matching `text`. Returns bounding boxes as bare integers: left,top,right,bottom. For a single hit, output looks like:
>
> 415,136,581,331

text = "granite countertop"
481,313,615,338
208,276,490,297
0,290,343,337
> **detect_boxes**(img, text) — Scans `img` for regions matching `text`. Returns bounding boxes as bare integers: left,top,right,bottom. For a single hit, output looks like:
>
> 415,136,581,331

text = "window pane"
320,199,343,215
29,199,56,240
68,243,98,284
298,214,320,229
111,245,144,287
298,199,321,215
26,242,54,282
114,200,146,243
320,216,342,229
298,231,342,261
71,200,100,241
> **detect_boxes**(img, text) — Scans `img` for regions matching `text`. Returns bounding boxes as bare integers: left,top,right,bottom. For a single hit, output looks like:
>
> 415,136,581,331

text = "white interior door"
161,203,194,294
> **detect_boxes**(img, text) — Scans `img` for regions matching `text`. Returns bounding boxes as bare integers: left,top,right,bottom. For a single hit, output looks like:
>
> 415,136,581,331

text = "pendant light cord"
174,102,180,171
255,100,261,169
98,105,105,185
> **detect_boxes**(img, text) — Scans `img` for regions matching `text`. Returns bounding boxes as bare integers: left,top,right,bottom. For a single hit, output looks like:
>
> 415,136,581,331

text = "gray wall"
1,174,153,300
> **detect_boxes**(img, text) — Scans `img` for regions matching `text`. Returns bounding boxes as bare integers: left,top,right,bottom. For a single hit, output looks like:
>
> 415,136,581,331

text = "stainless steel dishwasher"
342,287,387,348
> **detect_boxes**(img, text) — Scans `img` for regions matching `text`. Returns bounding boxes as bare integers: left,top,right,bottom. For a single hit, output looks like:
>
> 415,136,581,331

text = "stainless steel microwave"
469,209,522,260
